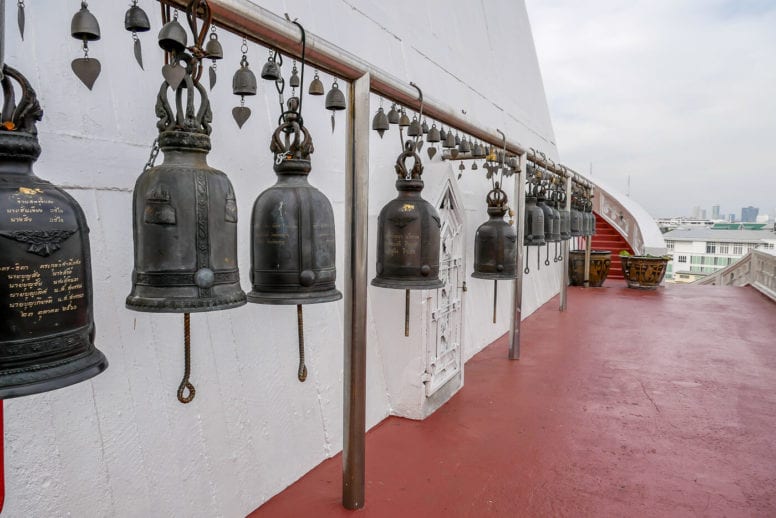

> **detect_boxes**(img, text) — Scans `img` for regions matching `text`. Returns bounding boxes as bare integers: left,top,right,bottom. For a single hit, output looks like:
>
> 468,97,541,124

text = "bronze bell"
585,203,596,236
559,193,571,240
454,133,461,146
124,5,151,33
158,19,188,54
308,71,325,95
439,127,448,141
71,1,101,42
472,188,517,280
233,56,258,96
398,109,410,127
458,137,471,154
407,116,422,137
472,141,484,158
442,130,456,149
261,55,281,81
570,200,584,237
373,141,443,291
537,191,560,243
325,81,347,111
421,120,429,134
524,195,546,246
372,107,389,138
204,33,224,60
249,98,342,305
127,59,246,313
0,65,108,398
426,123,441,143
289,64,301,88
387,103,400,124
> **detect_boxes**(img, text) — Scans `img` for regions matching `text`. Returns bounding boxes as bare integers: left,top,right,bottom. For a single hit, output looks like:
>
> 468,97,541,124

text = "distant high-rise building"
712,205,721,220
701,209,707,219
728,214,736,222
691,206,701,219
741,206,759,223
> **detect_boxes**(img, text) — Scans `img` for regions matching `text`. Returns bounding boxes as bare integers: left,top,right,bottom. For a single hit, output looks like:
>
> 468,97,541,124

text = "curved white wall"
2,1,560,516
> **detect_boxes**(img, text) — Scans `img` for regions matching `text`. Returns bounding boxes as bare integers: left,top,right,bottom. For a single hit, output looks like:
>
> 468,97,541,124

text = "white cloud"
526,0,776,218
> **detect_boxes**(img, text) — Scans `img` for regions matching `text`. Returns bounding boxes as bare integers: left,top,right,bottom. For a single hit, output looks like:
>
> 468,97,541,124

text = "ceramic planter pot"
620,256,668,290
569,250,611,287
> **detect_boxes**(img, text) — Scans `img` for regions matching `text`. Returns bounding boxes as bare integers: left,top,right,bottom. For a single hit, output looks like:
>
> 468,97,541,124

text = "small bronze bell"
458,137,471,154
125,4,151,33
0,65,108,398
472,187,517,323
372,107,389,138
205,33,224,60
421,119,429,134
524,195,546,246
407,116,422,137
454,133,461,146
325,81,347,111
261,54,282,81
71,1,101,41
158,19,188,53
439,127,448,141
289,64,301,88
308,71,325,95
387,103,400,124
426,123,441,143
472,141,485,158
233,55,258,96
398,109,410,127
442,130,456,149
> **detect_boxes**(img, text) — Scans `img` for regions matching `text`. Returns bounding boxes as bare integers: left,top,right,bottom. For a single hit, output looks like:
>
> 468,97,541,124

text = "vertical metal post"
583,235,592,287
509,153,527,359
0,0,6,80
343,72,370,510
560,174,572,311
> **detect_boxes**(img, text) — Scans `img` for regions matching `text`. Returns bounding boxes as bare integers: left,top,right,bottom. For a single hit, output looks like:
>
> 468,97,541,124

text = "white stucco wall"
2,1,559,516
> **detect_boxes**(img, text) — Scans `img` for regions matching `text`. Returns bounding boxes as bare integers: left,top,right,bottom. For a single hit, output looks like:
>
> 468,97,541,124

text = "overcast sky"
525,0,776,219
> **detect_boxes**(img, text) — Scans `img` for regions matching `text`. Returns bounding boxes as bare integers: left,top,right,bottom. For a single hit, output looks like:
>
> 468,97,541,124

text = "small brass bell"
158,19,188,54
125,4,151,33
308,71,324,95
407,116,422,137
325,80,347,111
71,1,101,41
233,55,258,96
398,109,410,127
261,54,282,81
205,33,224,60
443,130,456,149
372,107,390,138
387,103,400,124
426,123,441,143
458,137,471,154
289,63,301,88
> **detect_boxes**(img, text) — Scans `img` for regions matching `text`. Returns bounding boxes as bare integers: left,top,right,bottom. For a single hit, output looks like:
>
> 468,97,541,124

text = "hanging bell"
289,64,301,88
261,54,282,81
387,104,399,124
421,119,429,134
426,123,441,143
549,199,562,242
472,141,485,158
537,188,560,243
249,98,342,305
125,4,151,33
407,116,422,137
0,65,108,398
372,141,443,290
372,107,390,138
71,1,101,42
559,193,572,240
205,33,224,60
524,195,546,246
439,127,448,141
127,58,246,313
233,55,258,96
458,137,471,154
454,132,461,146
325,81,347,111
472,188,517,281
308,71,325,95
158,18,188,54
570,199,584,237
443,130,456,149
398,109,410,127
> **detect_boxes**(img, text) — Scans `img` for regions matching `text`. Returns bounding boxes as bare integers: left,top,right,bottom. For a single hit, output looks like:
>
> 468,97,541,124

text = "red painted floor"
249,284,776,517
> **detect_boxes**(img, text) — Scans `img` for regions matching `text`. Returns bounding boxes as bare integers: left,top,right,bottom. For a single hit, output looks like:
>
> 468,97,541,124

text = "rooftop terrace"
250,283,776,517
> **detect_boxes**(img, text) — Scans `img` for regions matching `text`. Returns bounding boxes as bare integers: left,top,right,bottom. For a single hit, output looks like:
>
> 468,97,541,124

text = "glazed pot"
569,250,611,287
620,256,668,290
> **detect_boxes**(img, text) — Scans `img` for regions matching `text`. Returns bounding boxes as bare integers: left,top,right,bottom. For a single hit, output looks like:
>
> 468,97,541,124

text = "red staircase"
590,213,633,280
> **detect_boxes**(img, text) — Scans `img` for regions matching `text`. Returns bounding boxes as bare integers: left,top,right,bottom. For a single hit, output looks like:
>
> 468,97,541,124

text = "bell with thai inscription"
249,98,341,306
472,187,517,324
0,65,108,398
372,141,442,336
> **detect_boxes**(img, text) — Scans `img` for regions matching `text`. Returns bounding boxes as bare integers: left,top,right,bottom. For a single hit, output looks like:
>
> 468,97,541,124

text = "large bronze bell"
559,193,571,240
127,59,246,313
249,98,341,305
0,65,108,398
537,190,560,243
570,199,583,237
71,1,101,42
472,188,517,323
524,195,545,246
124,5,151,33
158,19,188,53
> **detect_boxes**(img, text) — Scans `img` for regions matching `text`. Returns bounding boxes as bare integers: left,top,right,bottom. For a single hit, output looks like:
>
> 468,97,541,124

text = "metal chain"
142,138,160,173
296,305,308,382
177,313,196,403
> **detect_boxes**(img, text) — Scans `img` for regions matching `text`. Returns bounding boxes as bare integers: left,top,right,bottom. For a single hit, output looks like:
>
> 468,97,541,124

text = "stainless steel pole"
0,0,6,81
583,235,592,288
509,153,527,359
560,174,572,311
342,72,370,510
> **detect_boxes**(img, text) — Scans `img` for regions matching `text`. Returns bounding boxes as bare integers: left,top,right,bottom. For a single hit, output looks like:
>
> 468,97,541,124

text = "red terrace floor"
249,284,776,517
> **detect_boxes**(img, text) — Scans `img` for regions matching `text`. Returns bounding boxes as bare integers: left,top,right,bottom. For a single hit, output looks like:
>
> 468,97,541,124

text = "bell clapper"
405,289,410,337
297,305,308,382
545,243,551,266
18,0,26,40
493,280,498,324
524,246,530,274
177,313,196,404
